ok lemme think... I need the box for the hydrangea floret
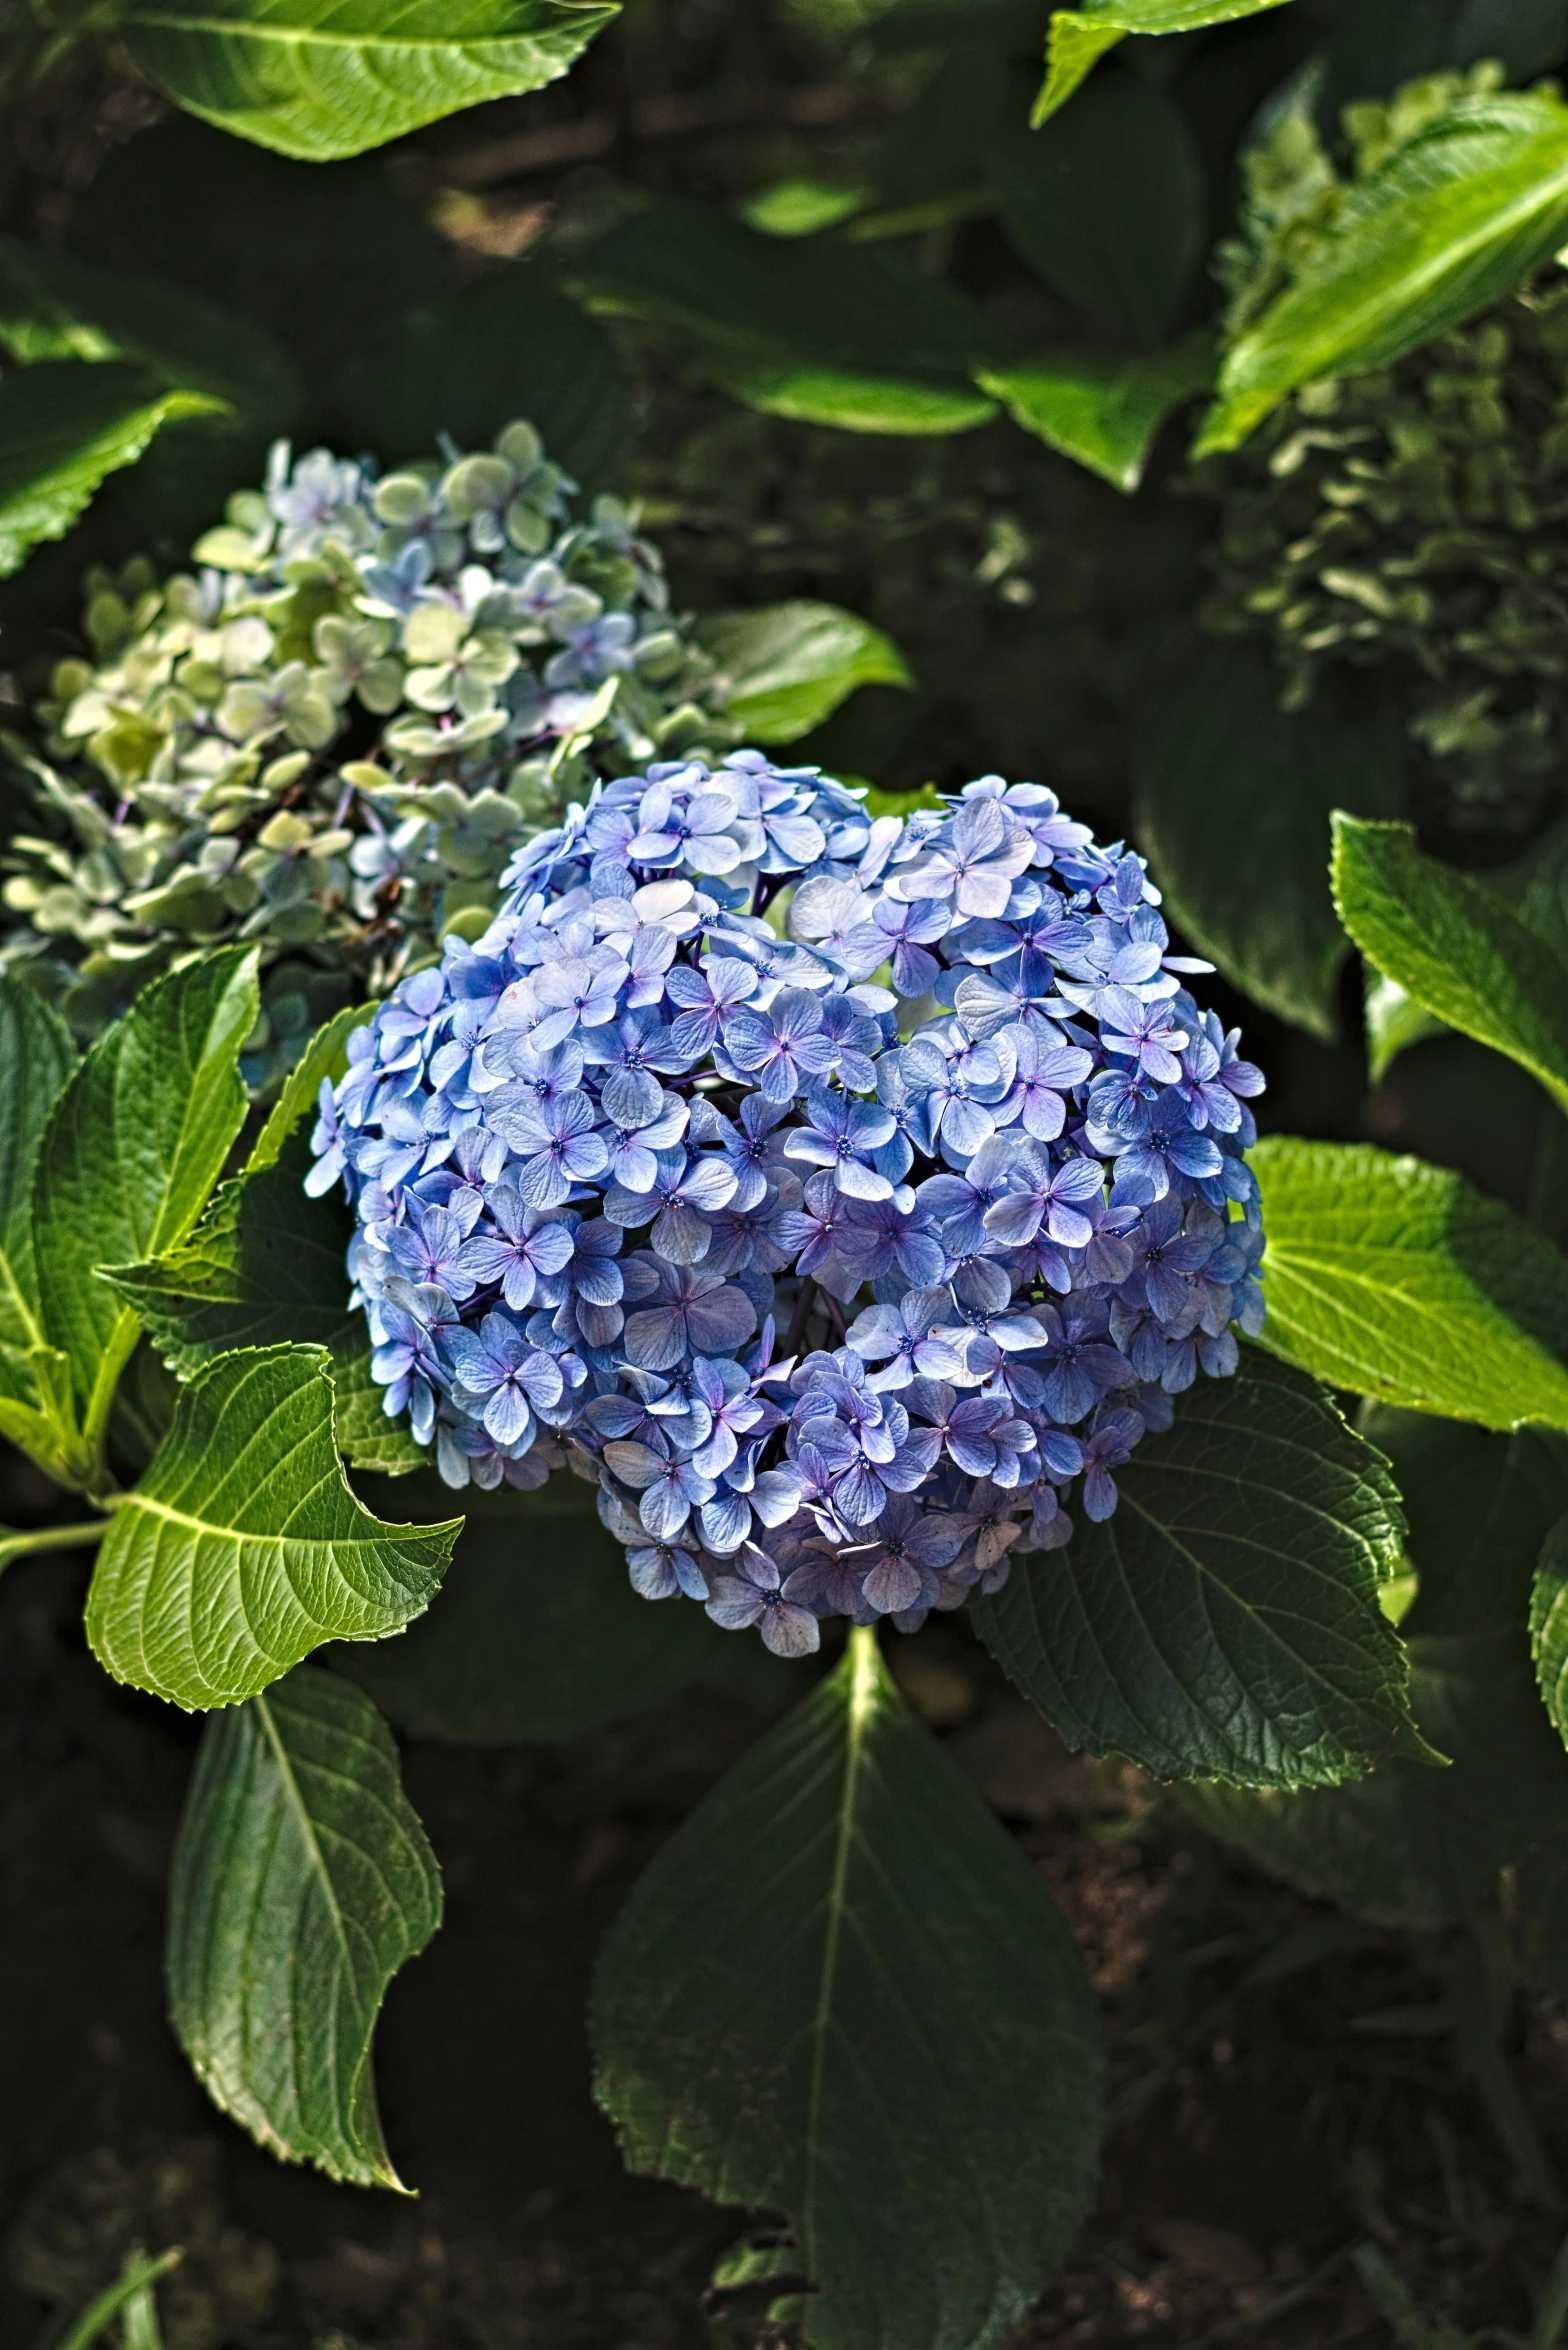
[311,756,1265,1654]
[2,423,741,1078]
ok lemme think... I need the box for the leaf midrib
[801,1631,877,2274]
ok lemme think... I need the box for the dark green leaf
[86,1345,459,1709]
[33,944,259,1442]
[991,66,1204,344]
[0,976,75,1399]
[577,199,1011,435]
[1361,1405,1568,1640]
[332,268,634,496]
[1333,815,1568,1118]
[1326,1,1568,114]
[66,120,450,422]
[0,978,80,1482]
[167,1663,440,2187]
[0,236,298,432]
[334,1472,805,1741]
[693,602,912,744]
[1198,90,1568,453]
[98,1122,425,1478]
[1532,1513,1568,1746]
[592,1629,1101,2350]
[1177,1627,1568,1986]
[1253,1136,1568,1428]
[1136,655,1404,1037]
[0,360,223,579]
[977,329,1215,491]
[1033,0,1295,125]
[121,0,621,163]
[972,1352,1422,1787]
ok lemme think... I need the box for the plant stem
[0,1518,107,1577]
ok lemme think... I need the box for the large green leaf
[1135,655,1405,1038]
[0,979,80,1482]
[693,602,912,745]
[0,237,298,430]
[334,1472,804,1741]
[578,199,1011,435]
[1332,815,1568,1118]
[0,360,223,579]
[33,945,260,1447]
[1197,89,1568,453]
[167,1663,440,2187]
[1252,1136,1568,1428]
[1033,0,1296,125]
[120,0,620,163]
[977,329,1215,491]
[972,1351,1423,1787]
[592,1629,1101,2350]
[991,66,1204,345]
[86,1345,459,1709]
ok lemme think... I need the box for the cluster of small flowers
[2,422,736,1076]
[311,754,1265,1653]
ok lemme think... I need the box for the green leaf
[85,1345,458,1709]
[332,267,634,497]
[693,602,912,745]
[1252,1135,1568,1428]
[33,944,260,1442]
[1532,1512,1568,1746]
[120,0,621,163]
[98,1119,425,1477]
[978,329,1215,491]
[1197,89,1568,453]
[65,118,450,417]
[0,359,224,579]
[1361,1404,1568,1640]
[247,1002,374,1175]
[1033,0,1295,125]
[166,1662,440,2187]
[333,1471,807,1741]
[992,65,1204,345]
[0,977,75,1401]
[972,1351,1423,1787]
[1364,968,1448,1081]
[0,236,298,431]
[592,1629,1102,2350]
[577,198,1011,436]
[707,362,998,435]
[1332,815,1568,1118]
[1135,655,1405,1038]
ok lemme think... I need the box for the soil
[6,1534,1568,2350]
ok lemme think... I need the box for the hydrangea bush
[313,754,1265,1653]
[1,423,744,1078]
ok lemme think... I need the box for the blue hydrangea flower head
[313,756,1266,1654]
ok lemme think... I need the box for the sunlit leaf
[0,360,223,578]
[121,0,621,163]
[693,602,912,744]
[1253,1136,1568,1428]
[86,1345,458,1709]
[978,330,1214,491]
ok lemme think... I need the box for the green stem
[49,2248,181,2350]
[0,1518,107,1576]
